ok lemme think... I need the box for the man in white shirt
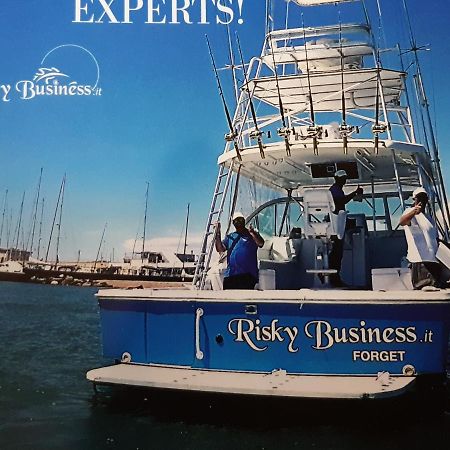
[399,187,441,289]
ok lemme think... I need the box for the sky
[1,0,450,261]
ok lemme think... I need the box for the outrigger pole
[401,0,450,237]
[301,14,320,155]
[206,35,242,162]
[236,34,266,159]
[268,33,291,156]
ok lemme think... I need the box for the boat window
[249,199,304,238]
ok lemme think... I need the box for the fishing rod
[301,14,321,155]
[236,33,265,159]
[372,52,386,155]
[268,33,291,157]
[338,15,354,155]
[206,35,242,162]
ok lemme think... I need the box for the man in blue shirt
[328,170,363,287]
[214,212,265,290]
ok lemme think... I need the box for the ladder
[193,162,235,289]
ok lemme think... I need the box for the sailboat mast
[55,175,66,266]
[37,198,44,260]
[0,189,8,248]
[46,175,65,263]
[94,222,107,272]
[29,168,43,256]
[142,182,149,264]
[182,203,190,270]
[14,191,25,251]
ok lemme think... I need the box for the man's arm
[343,186,363,205]
[249,225,265,248]
[214,222,227,253]
[399,205,421,226]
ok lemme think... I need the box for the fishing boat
[87,0,450,406]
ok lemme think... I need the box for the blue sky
[1,0,449,261]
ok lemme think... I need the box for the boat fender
[121,352,132,363]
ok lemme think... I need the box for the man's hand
[248,224,265,247]
[355,185,363,196]
[399,203,423,226]
[214,222,226,253]
[412,203,423,215]
[214,221,221,235]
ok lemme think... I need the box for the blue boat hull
[98,295,450,377]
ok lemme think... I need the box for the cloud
[122,233,203,256]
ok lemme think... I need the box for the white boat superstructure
[193,0,450,289]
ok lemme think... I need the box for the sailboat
[87,0,450,408]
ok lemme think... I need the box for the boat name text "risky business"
[227,319,421,353]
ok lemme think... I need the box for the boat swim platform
[86,364,415,399]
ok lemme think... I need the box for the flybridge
[72,0,244,25]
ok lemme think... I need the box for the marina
[2,0,450,447]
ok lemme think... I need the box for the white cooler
[371,267,413,291]
[258,269,276,290]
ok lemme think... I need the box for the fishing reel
[306,125,323,139]
[339,124,356,137]
[277,127,291,138]
[372,124,387,135]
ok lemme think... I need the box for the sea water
[0,282,449,450]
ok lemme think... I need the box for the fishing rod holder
[250,130,264,140]
[224,131,238,142]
